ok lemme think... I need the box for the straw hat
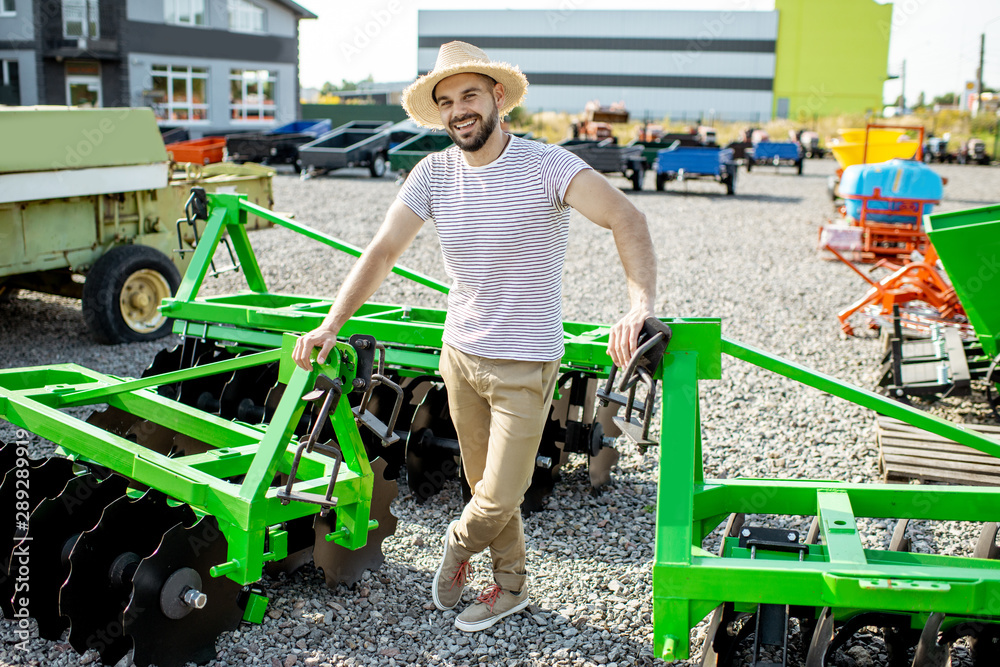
[402,41,528,129]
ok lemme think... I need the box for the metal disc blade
[524,388,569,514]
[126,516,243,667]
[355,375,434,481]
[85,405,145,440]
[912,612,950,667]
[5,473,129,639]
[589,381,622,489]
[313,457,398,587]
[218,362,279,420]
[140,339,203,400]
[175,346,236,407]
[588,446,620,490]
[970,627,1000,666]
[62,491,196,664]
[804,606,835,667]
[974,522,1000,560]
[0,457,76,592]
[700,602,744,666]
[172,433,215,458]
[127,420,181,457]
[405,385,457,502]
[0,441,19,478]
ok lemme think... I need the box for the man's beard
[446,105,499,153]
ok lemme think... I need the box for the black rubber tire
[370,153,387,178]
[0,284,18,304]
[631,165,645,191]
[82,245,181,345]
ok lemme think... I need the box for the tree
[914,91,925,109]
[931,92,956,106]
[319,76,374,94]
[506,106,529,126]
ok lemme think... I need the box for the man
[293,41,656,633]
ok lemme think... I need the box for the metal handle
[277,378,344,515]
[174,188,208,258]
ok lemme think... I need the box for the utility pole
[977,33,985,116]
[900,59,906,113]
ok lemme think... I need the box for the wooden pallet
[877,415,1000,485]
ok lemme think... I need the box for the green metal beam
[692,479,1000,523]
[172,206,231,302]
[54,349,281,407]
[236,197,451,294]
[722,337,1000,457]
[816,489,867,565]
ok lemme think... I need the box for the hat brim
[402,62,528,129]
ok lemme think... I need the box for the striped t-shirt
[397,135,590,361]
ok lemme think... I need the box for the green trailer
[0,193,998,666]
[387,131,454,176]
[387,131,538,178]
[0,107,274,344]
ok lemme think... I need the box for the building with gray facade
[418,9,779,123]
[1,0,315,136]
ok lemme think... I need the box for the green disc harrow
[0,191,998,666]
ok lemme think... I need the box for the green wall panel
[772,0,892,119]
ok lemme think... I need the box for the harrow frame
[0,336,377,606]
[654,335,1000,662]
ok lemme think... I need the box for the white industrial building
[417,9,779,123]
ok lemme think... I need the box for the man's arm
[292,199,425,370]
[563,169,657,368]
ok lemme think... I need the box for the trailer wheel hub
[120,269,171,333]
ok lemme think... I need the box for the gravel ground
[0,156,998,667]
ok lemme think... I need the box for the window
[228,0,265,33]
[0,60,20,105]
[165,0,205,26]
[1,0,15,17]
[63,0,100,39]
[229,69,275,121]
[150,64,209,121]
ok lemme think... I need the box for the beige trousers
[438,343,560,592]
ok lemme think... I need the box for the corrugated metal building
[418,9,780,123]
[418,3,890,123]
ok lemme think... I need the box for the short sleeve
[397,155,434,221]
[540,146,591,209]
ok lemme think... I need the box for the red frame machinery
[827,244,965,336]
[825,124,947,263]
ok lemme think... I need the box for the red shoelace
[475,583,502,611]
[450,560,472,589]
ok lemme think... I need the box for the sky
[295,0,1000,106]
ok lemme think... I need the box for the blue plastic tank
[840,158,943,223]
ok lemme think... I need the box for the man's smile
[453,118,477,133]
